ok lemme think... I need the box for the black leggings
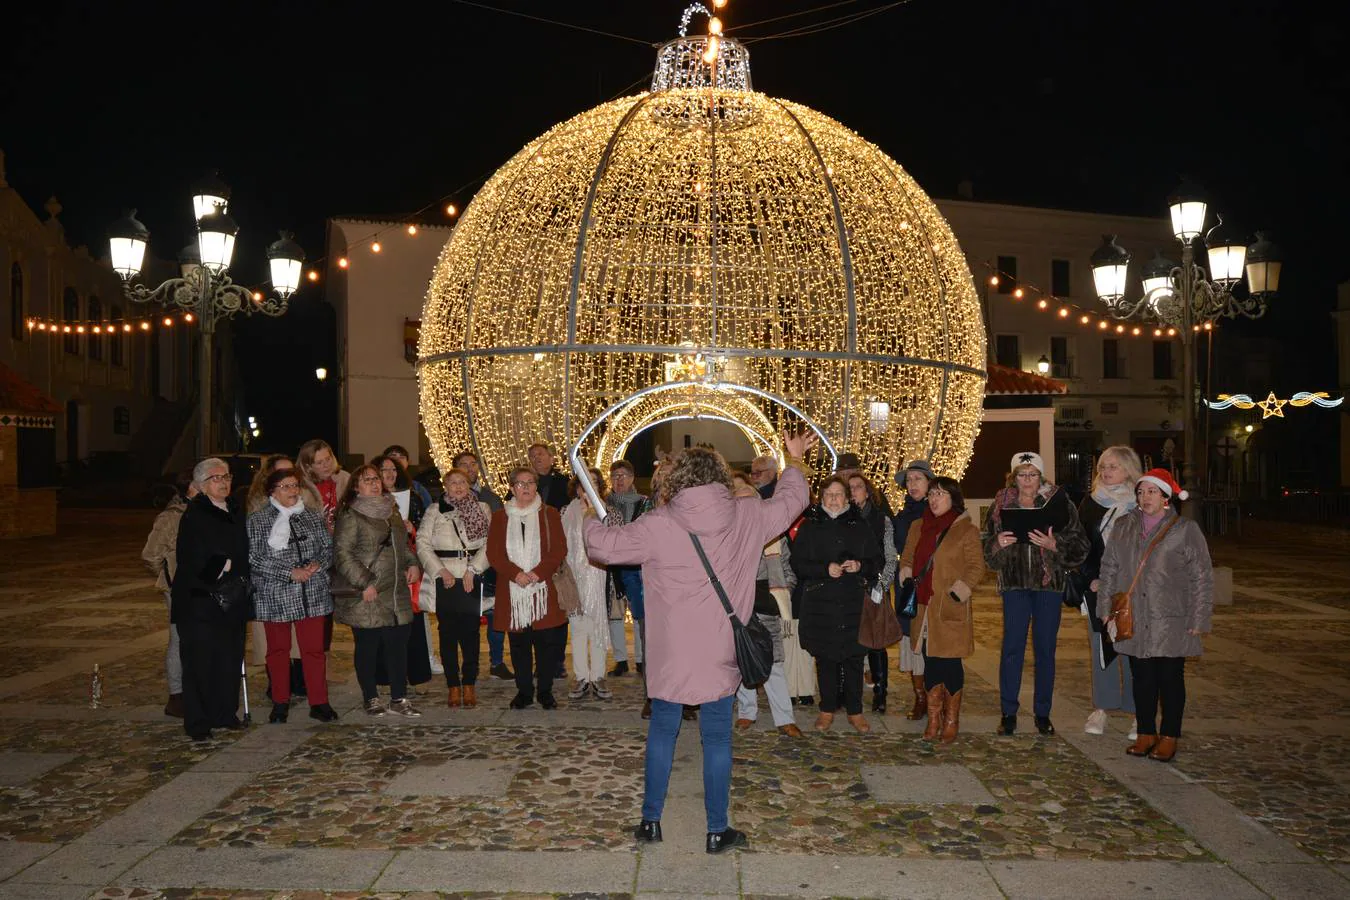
[923,655,965,694]
[437,610,481,687]
[1130,656,1186,737]
[816,655,864,714]
[353,623,411,703]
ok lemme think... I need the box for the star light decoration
[1204,391,1344,419]
[417,8,986,499]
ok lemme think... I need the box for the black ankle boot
[706,827,748,854]
[268,702,288,724]
[634,820,662,843]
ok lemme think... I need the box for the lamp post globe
[1090,234,1131,303]
[191,170,231,223]
[1036,355,1050,375]
[1167,179,1208,243]
[108,210,150,280]
[266,231,306,298]
[1245,232,1283,297]
[196,208,239,274]
[1140,250,1177,305]
[1204,215,1247,287]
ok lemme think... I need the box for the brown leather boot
[905,674,928,720]
[447,686,462,709]
[847,714,871,734]
[814,711,835,732]
[940,690,962,743]
[921,685,947,740]
[1148,736,1178,762]
[462,685,477,708]
[1126,735,1159,756]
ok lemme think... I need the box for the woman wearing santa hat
[1097,468,1213,762]
[982,452,1090,737]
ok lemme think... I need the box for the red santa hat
[1138,468,1187,501]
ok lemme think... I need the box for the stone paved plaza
[2,510,1349,899]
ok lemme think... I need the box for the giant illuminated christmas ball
[419,31,985,497]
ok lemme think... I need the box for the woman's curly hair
[660,447,734,505]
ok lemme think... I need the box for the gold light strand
[417,82,986,504]
[26,309,199,336]
[983,261,1184,341]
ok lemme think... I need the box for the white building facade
[939,199,1185,492]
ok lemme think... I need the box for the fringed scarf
[504,496,549,629]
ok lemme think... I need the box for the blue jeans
[484,607,504,667]
[999,589,1063,717]
[617,568,645,619]
[642,693,734,833]
[1089,627,1135,713]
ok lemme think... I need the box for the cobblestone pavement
[1,510,1348,898]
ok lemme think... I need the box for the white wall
[328,218,451,464]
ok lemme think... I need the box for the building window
[1152,340,1174,379]
[110,305,125,366]
[113,406,131,435]
[995,334,1021,369]
[88,296,104,361]
[1050,336,1071,378]
[63,288,80,356]
[995,255,1017,294]
[1051,259,1071,297]
[1102,338,1125,379]
[9,262,23,342]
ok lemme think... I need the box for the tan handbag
[542,508,582,615]
[1108,517,1177,641]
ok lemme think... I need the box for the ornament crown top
[652,3,751,94]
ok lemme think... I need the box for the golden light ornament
[417,29,986,499]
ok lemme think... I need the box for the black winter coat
[790,506,882,661]
[171,494,250,625]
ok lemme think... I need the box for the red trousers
[264,616,329,705]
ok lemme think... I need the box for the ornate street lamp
[1089,181,1283,510]
[108,172,305,455]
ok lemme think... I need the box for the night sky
[4,1,1346,472]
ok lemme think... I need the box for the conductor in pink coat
[583,432,815,854]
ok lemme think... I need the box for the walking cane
[240,659,252,725]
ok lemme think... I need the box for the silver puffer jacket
[1097,507,1213,658]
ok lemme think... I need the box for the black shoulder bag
[690,533,774,689]
[895,526,952,619]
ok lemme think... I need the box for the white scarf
[267,496,306,551]
[504,496,549,629]
[1091,481,1136,543]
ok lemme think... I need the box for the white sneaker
[568,681,590,700]
[430,658,445,676]
[1084,709,1108,735]
[592,679,613,700]
[1127,718,1138,740]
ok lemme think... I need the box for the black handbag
[209,571,255,620]
[690,533,774,689]
[895,526,952,619]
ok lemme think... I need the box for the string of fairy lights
[980,260,1217,341]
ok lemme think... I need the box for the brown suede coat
[486,504,568,632]
[900,514,987,658]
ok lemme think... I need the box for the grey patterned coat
[247,504,334,622]
[333,506,416,629]
[1097,507,1213,658]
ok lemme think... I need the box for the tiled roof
[0,360,61,414]
[984,363,1067,395]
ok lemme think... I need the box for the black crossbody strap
[689,533,736,619]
